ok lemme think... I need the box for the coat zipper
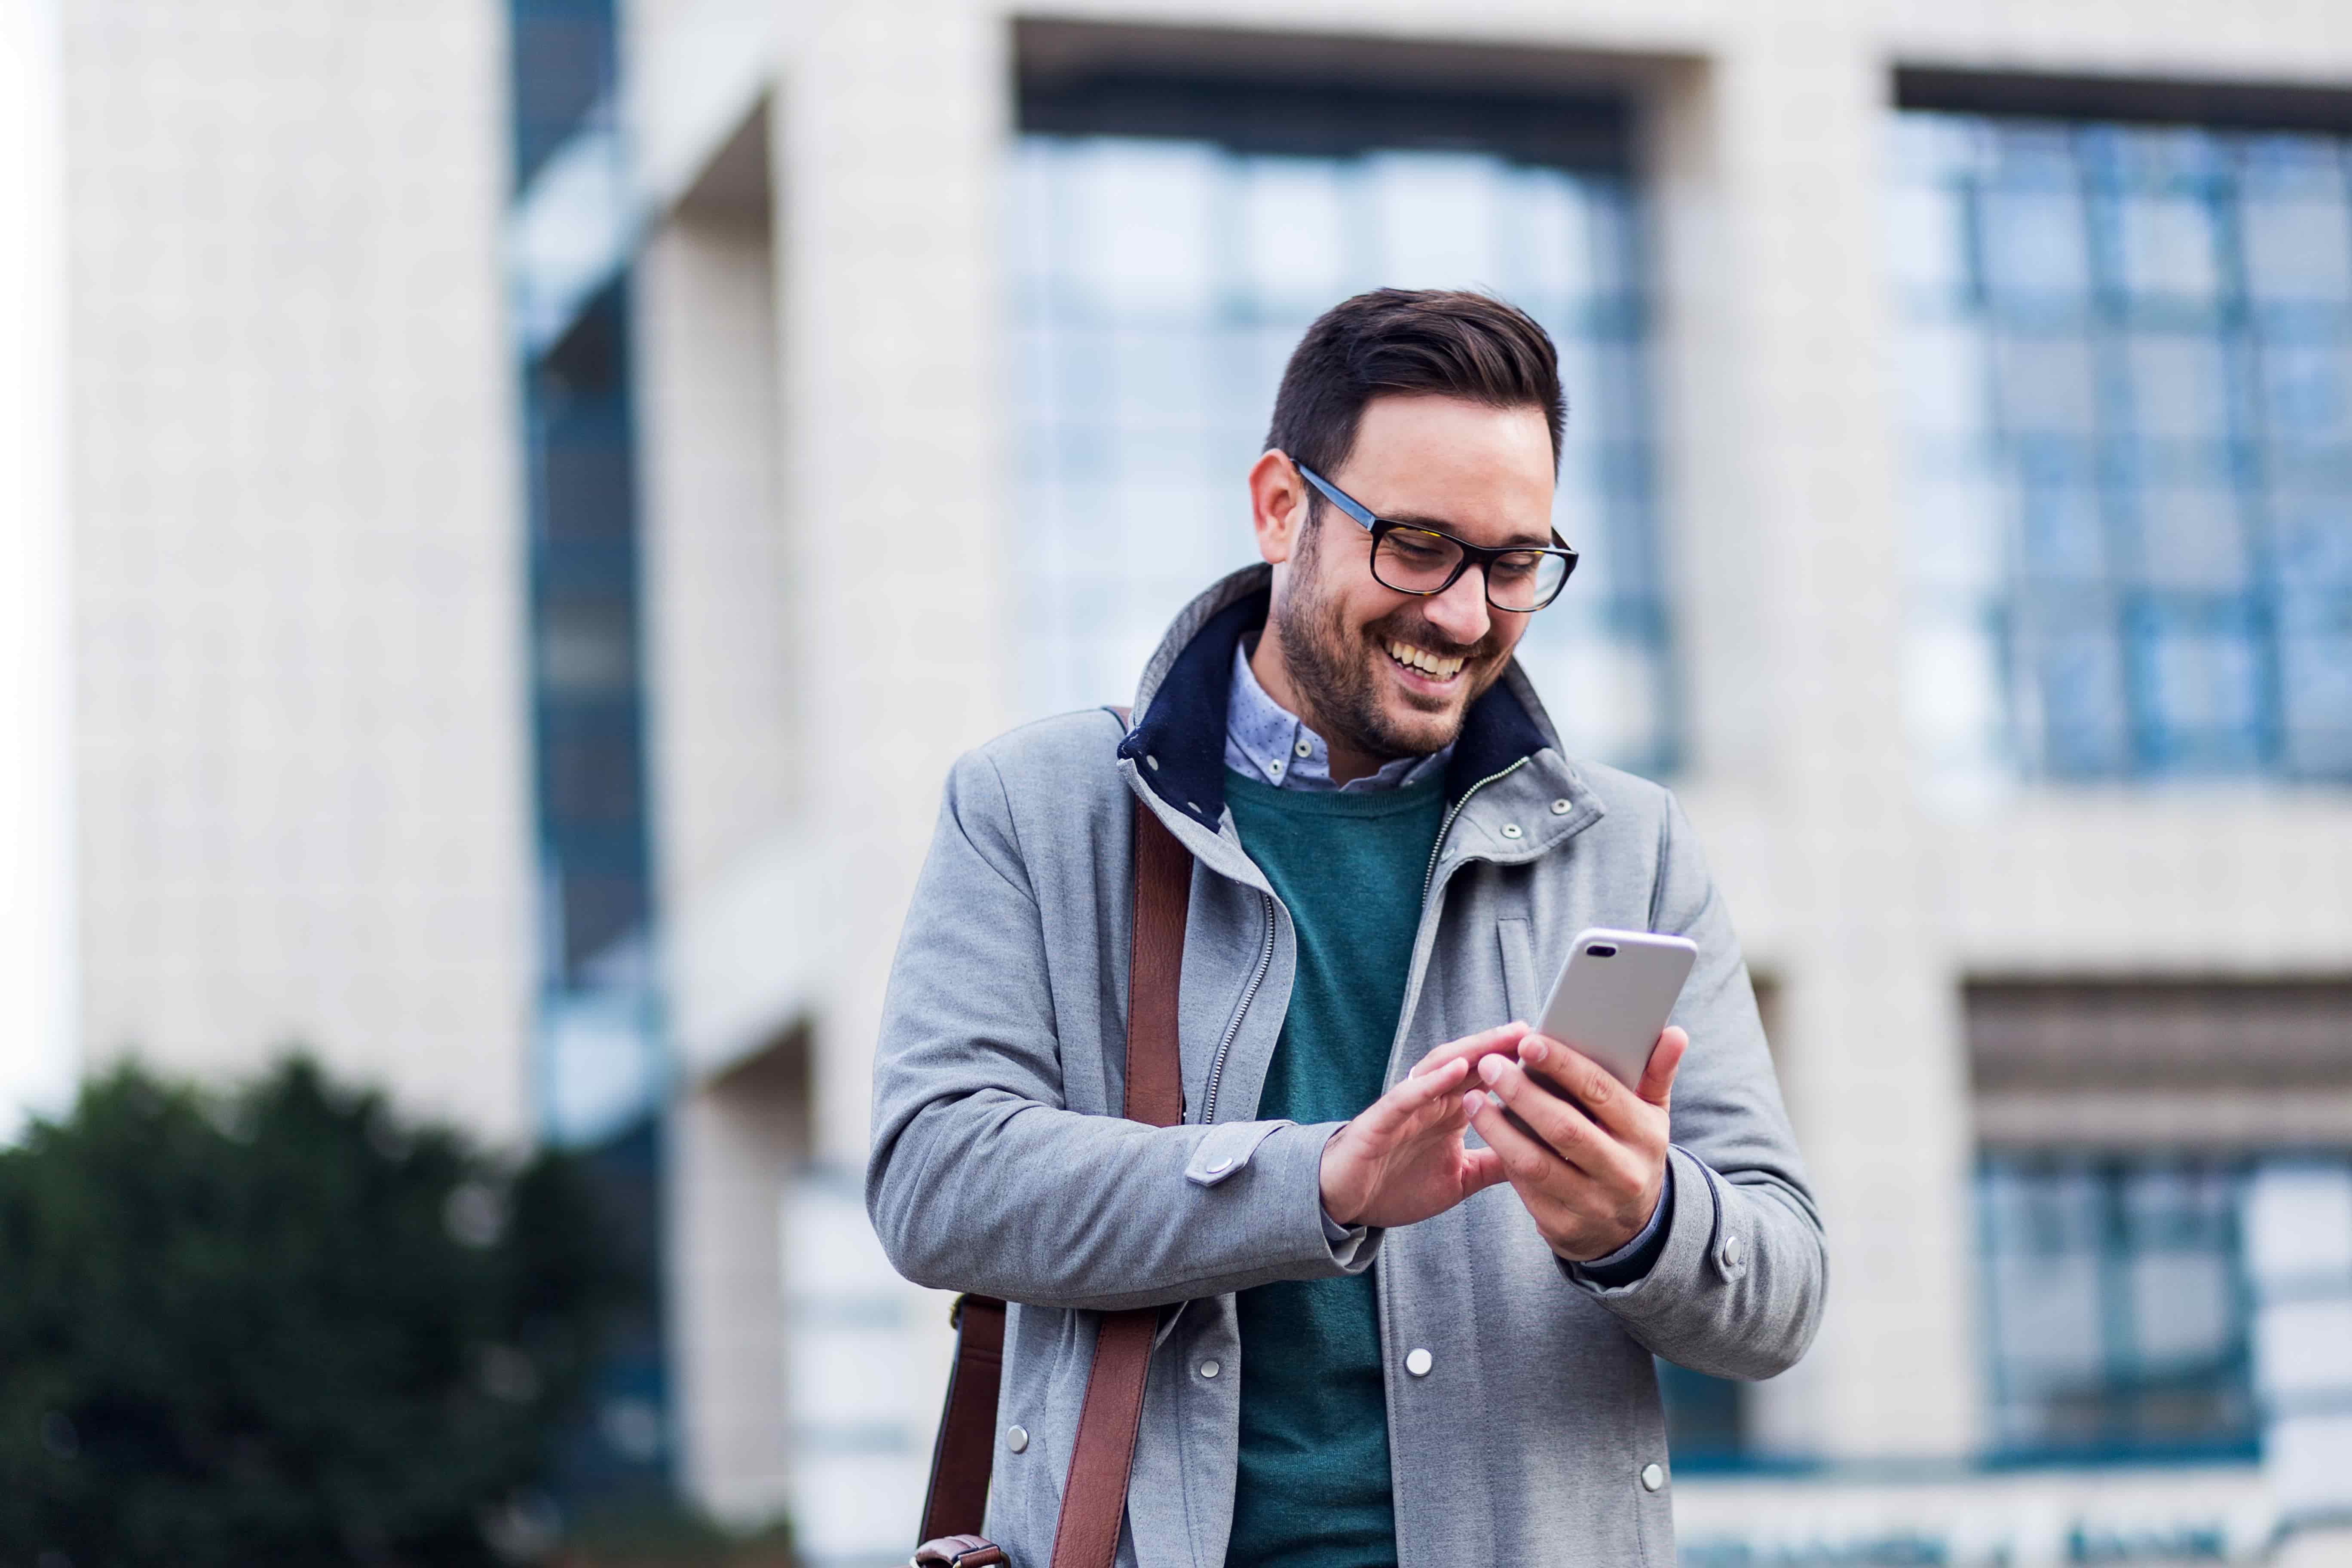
[1199,888,1275,1126]
[1420,756,1531,903]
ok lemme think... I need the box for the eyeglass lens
[1372,527,1569,612]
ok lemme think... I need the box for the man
[870,289,1824,1566]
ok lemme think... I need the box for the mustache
[1366,612,1504,664]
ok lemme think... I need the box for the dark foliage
[0,1058,623,1568]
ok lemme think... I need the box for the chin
[1372,698,1467,758]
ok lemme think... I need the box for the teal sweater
[1223,768,1448,1568]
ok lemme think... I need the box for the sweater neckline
[1222,766,1446,820]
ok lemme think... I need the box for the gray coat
[869,565,1825,1567]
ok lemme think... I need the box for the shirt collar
[1222,640,1452,793]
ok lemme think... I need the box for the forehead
[1336,395,1556,547]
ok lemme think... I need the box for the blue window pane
[1979,1155,2257,1459]
[2131,474,2253,594]
[2260,337,2352,446]
[2241,139,2352,304]
[2132,613,2267,769]
[1994,332,2100,435]
[2122,334,2233,441]
[2025,620,2134,777]
[1896,111,2352,784]
[1009,113,1673,775]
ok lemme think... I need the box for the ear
[1248,450,1311,566]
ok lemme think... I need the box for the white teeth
[1386,640,1465,679]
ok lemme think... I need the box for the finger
[1409,1020,1532,1078]
[1516,1035,1642,1141]
[1461,1143,1507,1193]
[1635,1027,1688,1109]
[1464,1090,1581,1200]
[1355,1056,1470,1142]
[1477,1054,1638,1189]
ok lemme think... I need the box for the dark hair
[1263,289,1566,483]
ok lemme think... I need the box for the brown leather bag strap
[916,711,1192,1567]
[919,1292,1008,1545]
[1047,795,1188,1568]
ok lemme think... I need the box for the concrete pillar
[0,0,77,1137]
[634,98,810,1522]
[1672,18,1979,1457]
[773,0,1012,1167]
[663,1044,807,1524]
[770,0,1010,1556]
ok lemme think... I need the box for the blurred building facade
[9,0,2352,1562]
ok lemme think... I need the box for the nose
[1422,563,1492,649]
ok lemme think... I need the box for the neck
[1248,624,1390,786]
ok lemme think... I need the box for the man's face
[1255,394,1557,762]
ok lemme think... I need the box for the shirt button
[1199,1360,1221,1379]
[1640,1461,1666,1492]
[1007,1425,1029,1453]
[1268,760,1283,777]
[1500,823,1523,839]
[1293,739,1312,758]
[1405,1347,1433,1378]
[1550,798,1572,815]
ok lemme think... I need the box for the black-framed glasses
[1294,462,1579,613]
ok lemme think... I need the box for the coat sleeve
[1563,789,1828,1380]
[865,749,1373,1313]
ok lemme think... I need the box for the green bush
[0,1058,623,1568]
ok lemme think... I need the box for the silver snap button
[1723,1234,1744,1266]
[1293,739,1311,758]
[1145,755,1160,772]
[1550,798,1571,815]
[1186,802,1200,813]
[1199,1360,1220,1379]
[1007,1425,1029,1453]
[1207,1156,1233,1174]
[1500,823,1523,839]
[1640,1461,1665,1491]
[1405,1347,1433,1378]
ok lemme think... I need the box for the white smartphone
[1533,928,1698,1091]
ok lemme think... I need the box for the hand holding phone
[1453,928,1693,1262]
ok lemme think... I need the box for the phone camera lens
[1586,944,1618,958]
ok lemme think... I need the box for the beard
[1270,523,1512,763]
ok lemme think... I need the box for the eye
[1384,531,1452,566]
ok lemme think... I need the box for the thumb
[1637,1026,1688,1109]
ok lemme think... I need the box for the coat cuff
[1565,1162,1675,1287]
[1235,1118,1379,1273]
[1562,1145,1735,1304]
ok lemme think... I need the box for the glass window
[1009,91,1675,776]
[1892,112,2352,787]
[1978,1155,2257,1458]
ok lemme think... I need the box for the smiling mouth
[1384,638,1467,683]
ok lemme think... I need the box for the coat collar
[1117,564,1589,835]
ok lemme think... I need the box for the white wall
[62,0,536,1140]
[0,0,77,1139]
